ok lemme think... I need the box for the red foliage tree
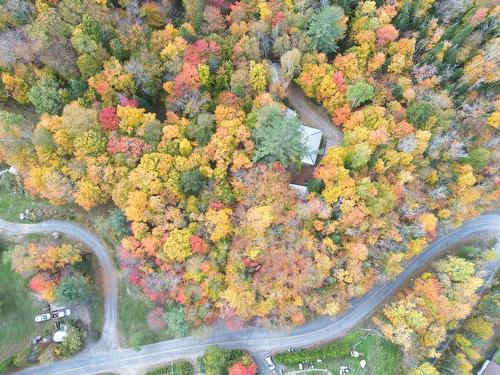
[107,134,149,158]
[171,64,201,100]
[30,273,56,302]
[183,39,221,65]
[376,25,398,48]
[119,96,138,107]
[99,107,120,131]
[190,236,209,254]
[228,362,257,375]
[146,306,167,331]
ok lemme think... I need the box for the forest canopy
[0,0,498,334]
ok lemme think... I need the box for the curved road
[0,219,119,352]
[0,213,496,374]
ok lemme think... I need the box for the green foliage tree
[56,276,92,305]
[307,6,346,53]
[77,54,101,80]
[186,113,215,146]
[199,346,244,375]
[344,143,372,170]
[478,294,500,317]
[406,101,434,128]
[252,105,307,169]
[180,169,207,196]
[32,127,56,151]
[106,209,130,239]
[28,79,64,115]
[165,302,189,338]
[460,148,491,172]
[347,81,374,108]
[393,1,416,32]
[73,128,107,156]
[436,256,475,283]
[143,119,164,147]
[307,178,325,194]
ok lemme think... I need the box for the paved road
[0,219,119,352]
[3,213,497,375]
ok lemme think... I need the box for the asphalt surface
[0,219,119,352]
[1,213,497,374]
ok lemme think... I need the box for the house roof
[289,183,309,198]
[478,360,500,375]
[283,108,323,165]
[300,124,323,165]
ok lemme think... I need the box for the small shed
[53,331,68,343]
[289,184,308,199]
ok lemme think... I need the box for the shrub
[307,178,325,194]
[57,325,84,357]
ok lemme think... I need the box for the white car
[265,354,275,370]
[51,309,71,319]
[35,313,51,322]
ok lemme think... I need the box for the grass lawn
[0,240,48,361]
[118,280,173,348]
[275,329,403,375]
[145,361,193,375]
[0,190,54,222]
[494,349,500,364]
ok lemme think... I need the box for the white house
[284,107,323,166]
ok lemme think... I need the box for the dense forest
[0,0,498,335]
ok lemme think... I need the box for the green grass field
[0,240,47,361]
[144,361,193,375]
[494,349,500,364]
[275,329,403,375]
[118,280,173,348]
[0,190,54,222]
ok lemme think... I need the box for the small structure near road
[300,125,322,166]
[284,107,323,166]
[477,350,500,375]
[53,329,68,343]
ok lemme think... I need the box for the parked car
[265,354,276,370]
[35,313,51,323]
[51,309,71,319]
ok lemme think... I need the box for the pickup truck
[51,309,71,319]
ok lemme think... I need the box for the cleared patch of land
[118,280,173,348]
[275,329,402,375]
[0,240,46,360]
